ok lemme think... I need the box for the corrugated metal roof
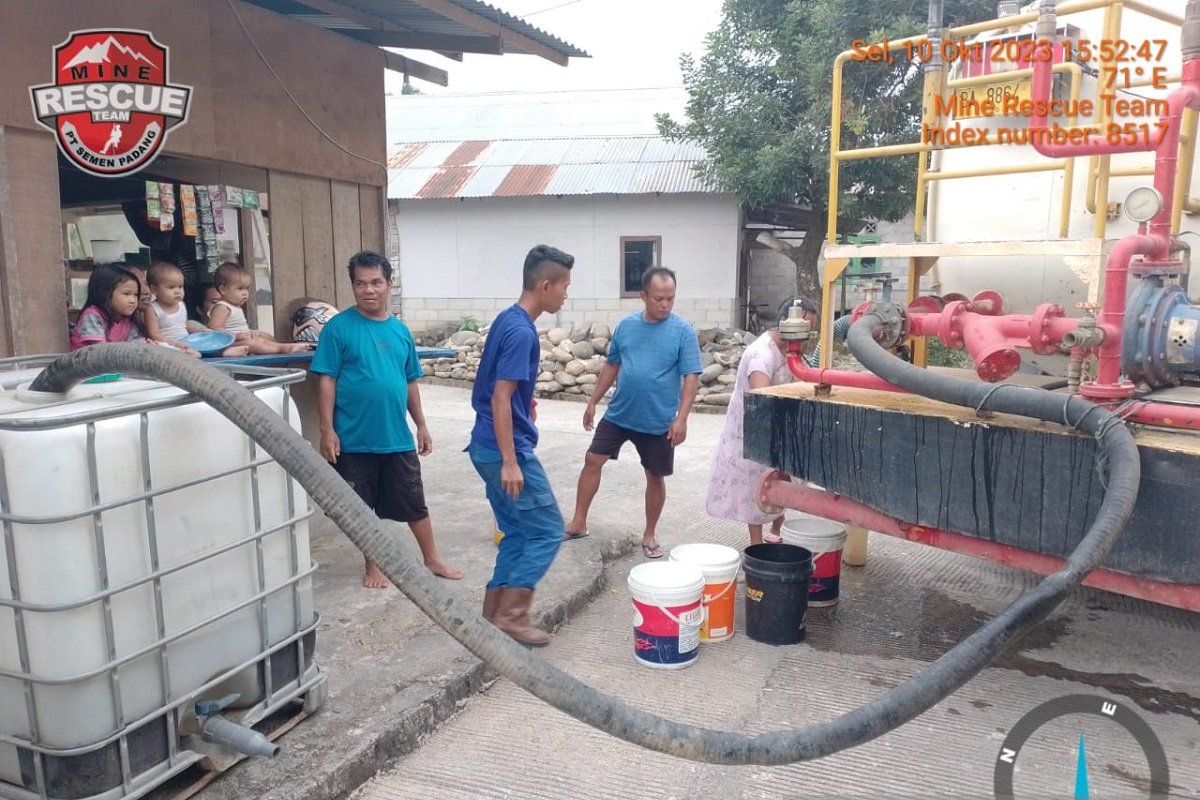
[434,0,588,57]
[494,164,556,196]
[388,135,720,199]
[388,142,428,169]
[248,0,586,60]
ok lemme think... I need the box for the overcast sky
[383,0,724,96]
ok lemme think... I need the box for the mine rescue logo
[29,29,192,177]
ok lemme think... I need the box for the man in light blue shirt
[565,267,702,558]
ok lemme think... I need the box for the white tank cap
[15,382,65,404]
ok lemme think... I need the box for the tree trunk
[792,213,827,303]
[755,213,828,306]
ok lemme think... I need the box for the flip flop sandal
[563,529,590,541]
[641,542,664,559]
[763,533,784,544]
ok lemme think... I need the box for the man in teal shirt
[566,267,702,558]
[312,250,463,588]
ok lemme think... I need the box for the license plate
[952,79,1032,119]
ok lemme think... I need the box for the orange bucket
[669,543,742,642]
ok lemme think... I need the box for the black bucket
[743,543,814,645]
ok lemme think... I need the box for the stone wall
[423,320,760,408]
[402,297,737,335]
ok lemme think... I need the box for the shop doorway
[58,154,275,336]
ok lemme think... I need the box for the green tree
[659,0,995,299]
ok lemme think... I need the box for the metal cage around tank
[0,358,325,800]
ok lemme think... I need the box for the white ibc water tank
[0,361,323,800]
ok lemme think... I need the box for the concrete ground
[157,383,1200,800]
[354,534,1200,799]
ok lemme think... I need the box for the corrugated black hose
[28,341,1139,764]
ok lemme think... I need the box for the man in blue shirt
[469,244,574,646]
[312,250,463,588]
[565,267,702,558]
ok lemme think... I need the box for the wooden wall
[0,128,72,354]
[0,0,387,187]
[267,174,383,336]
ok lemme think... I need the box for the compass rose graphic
[994,694,1169,800]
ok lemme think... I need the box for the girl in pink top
[70,263,147,350]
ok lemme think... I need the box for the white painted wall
[391,193,741,331]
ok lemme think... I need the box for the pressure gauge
[1124,186,1164,223]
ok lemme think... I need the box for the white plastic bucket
[669,543,741,642]
[627,562,705,669]
[781,516,848,606]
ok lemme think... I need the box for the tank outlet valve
[200,715,280,758]
[1061,317,1104,350]
[196,694,280,758]
[778,301,814,342]
[861,301,906,350]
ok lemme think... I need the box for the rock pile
[424,321,758,407]
[424,323,764,406]
[422,321,864,402]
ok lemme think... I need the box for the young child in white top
[145,262,248,357]
[207,262,311,355]
[125,264,198,357]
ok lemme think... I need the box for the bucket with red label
[627,562,705,669]
[781,516,848,606]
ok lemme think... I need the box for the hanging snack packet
[196,185,213,224]
[210,186,226,234]
[180,185,198,237]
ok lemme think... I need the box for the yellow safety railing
[819,0,1191,369]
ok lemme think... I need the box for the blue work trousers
[469,446,564,590]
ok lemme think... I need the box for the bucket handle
[703,578,737,607]
[640,592,697,628]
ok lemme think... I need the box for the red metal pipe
[958,317,1022,382]
[1150,63,1200,238]
[1028,51,1158,158]
[906,303,1082,382]
[1124,400,1200,430]
[1084,234,1163,399]
[785,351,908,393]
[756,471,1200,612]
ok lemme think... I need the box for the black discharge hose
[29,342,1140,765]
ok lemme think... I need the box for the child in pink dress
[704,329,797,544]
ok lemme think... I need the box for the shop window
[620,236,661,297]
[59,175,270,332]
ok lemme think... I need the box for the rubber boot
[494,587,551,647]
[482,587,503,622]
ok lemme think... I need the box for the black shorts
[333,451,429,523]
[588,418,674,477]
